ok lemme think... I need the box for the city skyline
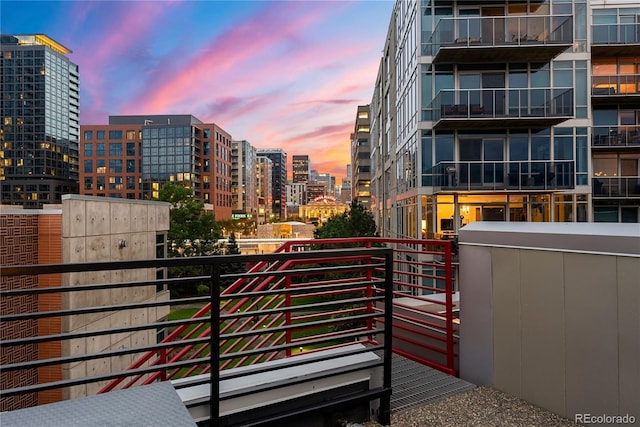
[1,0,394,181]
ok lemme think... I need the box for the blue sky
[2,0,394,179]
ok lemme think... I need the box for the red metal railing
[99,237,456,393]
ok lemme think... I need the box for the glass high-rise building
[0,34,80,207]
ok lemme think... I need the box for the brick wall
[0,214,40,411]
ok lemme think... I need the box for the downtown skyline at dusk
[2,0,394,180]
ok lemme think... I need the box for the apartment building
[351,105,372,207]
[231,140,257,219]
[256,156,273,223]
[0,34,80,207]
[256,148,287,220]
[80,115,233,220]
[370,0,639,239]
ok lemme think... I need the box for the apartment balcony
[591,22,640,56]
[431,160,575,192]
[591,74,640,106]
[1,238,458,426]
[591,125,640,148]
[592,176,640,198]
[429,15,573,64]
[429,88,573,130]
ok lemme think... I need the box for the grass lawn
[168,307,201,321]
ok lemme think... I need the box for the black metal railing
[592,176,640,198]
[429,88,573,123]
[592,125,640,147]
[431,160,575,191]
[1,248,394,425]
[592,22,640,45]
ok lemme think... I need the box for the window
[96,143,105,156]
[126,142,135,156]
[358,111,369,119]
[126,130,136,140]
[84,130,93,140]
[84,177,93,190]
[84,160,92,173]
[97,130,105,140]
[126,159,135,173]
[109,130,123,140]
[109,159,123,173]
[96,159,106,174]
[109,143,122,156]
[84,143,93,156]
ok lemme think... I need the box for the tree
[158,183,223,257]
[226,232,241,255]
[157,183,223,297]
[314,201,378,240]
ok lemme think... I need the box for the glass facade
[0,34,80,207]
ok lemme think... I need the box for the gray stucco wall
[458,223,639,423]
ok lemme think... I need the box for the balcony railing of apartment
[591,74,640,105]
[591,22,640,56]
[1,237,456,425]
[592,176,640,198]
[428,88,573,130]
[592,125,640,147]
[426,14,573,62]
[431,160,575,192]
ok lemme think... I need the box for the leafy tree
[158,183,223,297]
[314,201,379,240]
[220,232,244,288]
[158,182,223,257]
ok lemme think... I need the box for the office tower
[80,115,233,220]
[256,148,287,220]
[0,34,80,207]
[292,155,310,183]
[231,140,257,219]
[351,105,372,207]
[371,1,639,239]
[256,156,273,223]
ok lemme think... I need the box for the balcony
[429,88,573,130]
[431,160,575,192]
[429,15,573,64]
[591,125,640,148]
[1,238,457,426]
[591,23,640,56]
[591,74,640,106]
[592,176,640,198]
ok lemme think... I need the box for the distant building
[341,164,352,204]
[231,140,257,219]
[256,148,287,220]
[256,221,315,239]
[80,115,233,220]
[299,195,349,223]
[286,182,306,213]
[351,105,371,208]
[0,34,80,207]
[256,156,273,223]
[292,155,310,183]
[306,182,326,203]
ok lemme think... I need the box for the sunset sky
[2,0,394,181]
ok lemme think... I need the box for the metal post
[210,261,221,424]
[379,250,393,426]
[444,240,455,375]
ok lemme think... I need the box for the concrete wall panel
[564,253,618,418]
[155,204,170,231]
[63,198,86,238]
[520,249,565,416]
[109,202,130,234]
[85,200,110,236]
[459,245,493,385]
[617,256,640,416]
[491,247,521,396]
[130,203,148,232]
